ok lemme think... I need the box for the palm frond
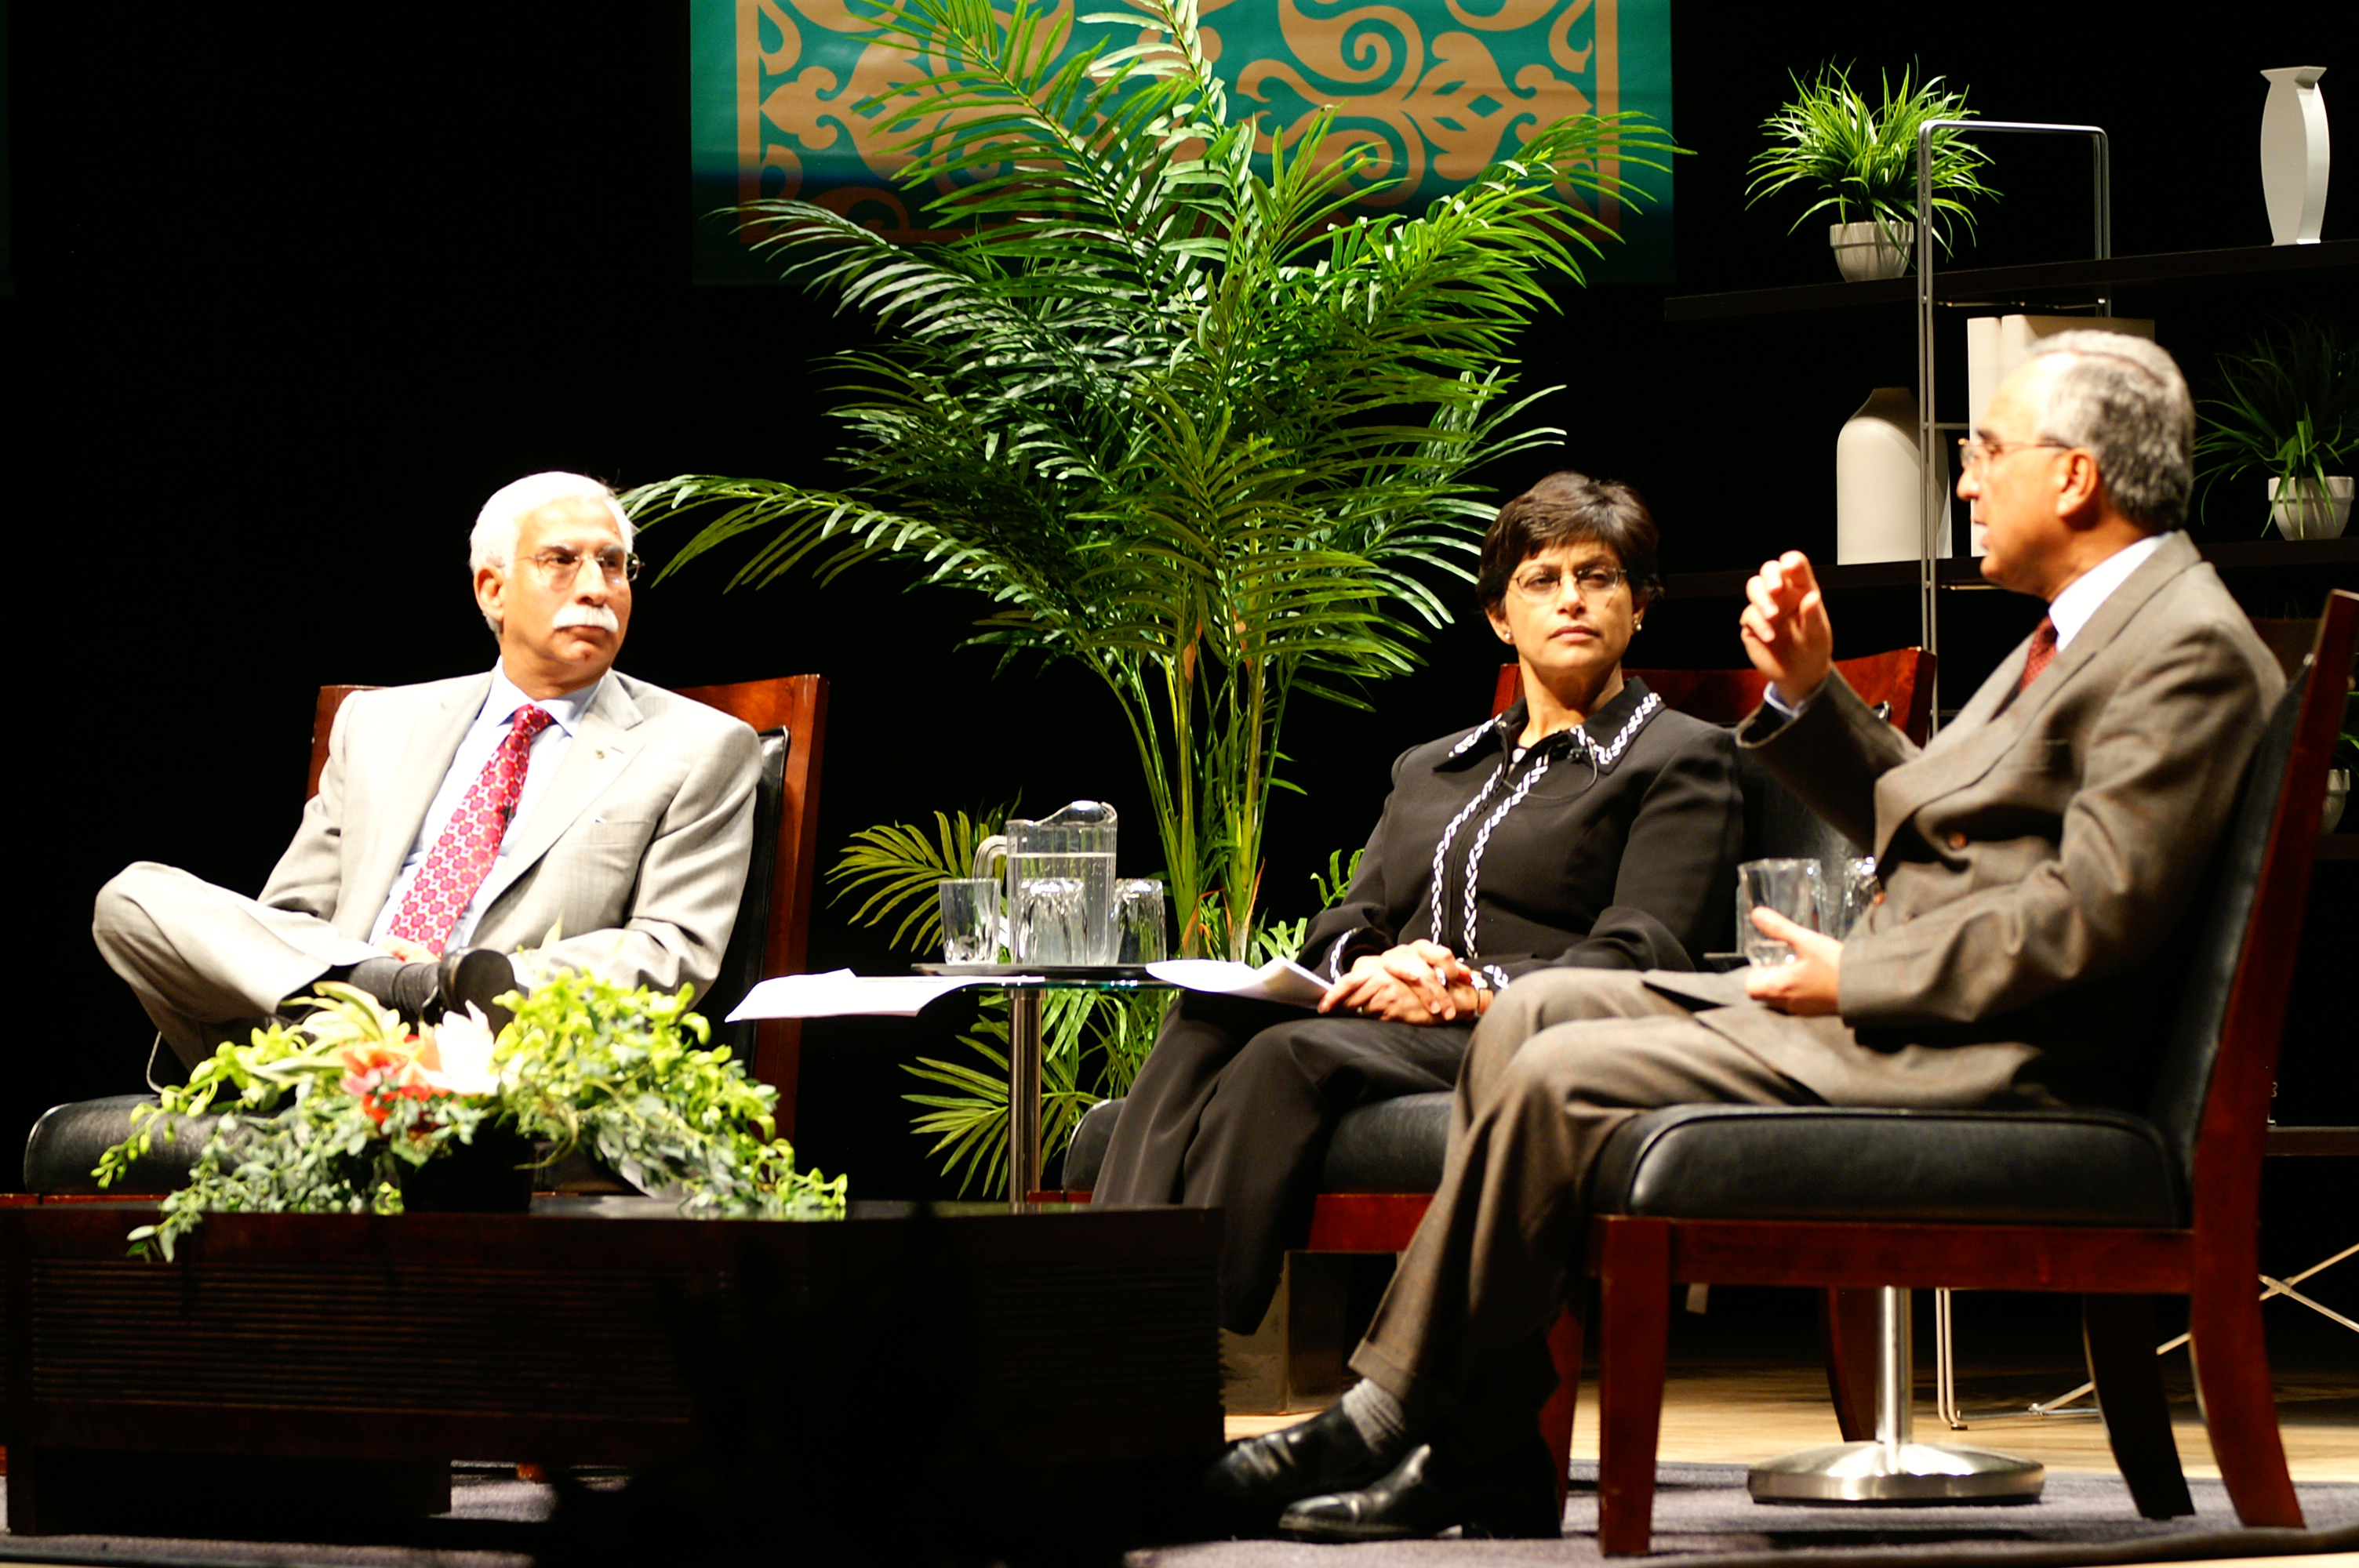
[639,0,1679,963]
[829,807,1014,953]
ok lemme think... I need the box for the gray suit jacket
[256,670,763,1001]
[1656,532,2283,1109]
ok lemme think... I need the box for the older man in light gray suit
[96,473,762,1072]
[1208,334,2287,1541]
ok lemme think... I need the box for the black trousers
[1092,991,1473,1333]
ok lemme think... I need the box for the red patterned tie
[387,706,555,955]
[2019,616,2059,692]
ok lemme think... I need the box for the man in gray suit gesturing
[95,472,763,1074]
[1207,334,2287,1540]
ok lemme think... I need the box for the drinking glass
[1736,858,1824,967]
[936,877,1001,965]
[1820,856,1879,939]
[1012,877,1089,965]
[1114,878,1168,964]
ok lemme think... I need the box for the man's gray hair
[470,473,636,634]
[2021,331,2194,532]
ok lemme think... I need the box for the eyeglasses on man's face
[1509,564,1628,604]
[1956,437,2075,474]
[524,545,642,586]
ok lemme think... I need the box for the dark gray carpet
[5,1465,2354,1566]
[1129,1464,2359,1566]
[0,1468,558,1567]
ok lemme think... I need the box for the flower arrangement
[96,962,845,1258]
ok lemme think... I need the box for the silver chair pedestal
[1747,1287,2045,1505]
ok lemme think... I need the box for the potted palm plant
[628,0,1674,961]
[2195,316,2356,540]
[1746,63,1997,281]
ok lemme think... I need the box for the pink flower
[338,1043,416,1098]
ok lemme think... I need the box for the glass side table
[915,965,1176,1200]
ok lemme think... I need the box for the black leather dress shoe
[438,948,520,1033]
[1278,1439,1561,1542]
[1201,1404,1406,1528]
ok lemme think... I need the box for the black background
[6,4,2350,1272]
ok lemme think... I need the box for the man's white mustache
[554,605,621,633]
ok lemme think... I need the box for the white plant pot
[2267,475,2353,540]
[1837,388,1925,564]
[2325,768,2350,836]
[1830,220,1914,281]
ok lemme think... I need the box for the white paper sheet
[726,968,1023,1021]
[1144,957,1329,1007]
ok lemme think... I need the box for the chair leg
[2189,1265,2304,1527]
[2082,1293,2193,1519]
[1595,1217,1671,1556]
[1539,1308,1583,1512]
[1819,1287,1880,1441]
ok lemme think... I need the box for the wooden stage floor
[1225,1280,2359,1486]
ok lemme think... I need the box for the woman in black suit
[1093,472,1746,1334]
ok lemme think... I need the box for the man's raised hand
[1739,550,1835,705]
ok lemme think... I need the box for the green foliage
[496,966,845,1215]
[96,972,845,1260]
[1246,847,1365,964]
[1745,63,1997,255]
[829,804,1013,953]
[903,989,1153,1197]
[627,0,1675,960]
[2194,315,2358,532]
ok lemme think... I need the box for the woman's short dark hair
[1478,471,1662,612]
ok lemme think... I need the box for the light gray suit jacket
[1658,532,2283,1110]
[256,670,763,1001]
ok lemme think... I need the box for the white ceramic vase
[1829,220,1914,281]
[1837,388,1925,564]
[2268,476,2353,540]
[2260,67,2331,245]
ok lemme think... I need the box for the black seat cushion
[1063,1097,1121,1191]
[24,1094,222,1194]
[1320,1093,1452,1192]
[1061,1091,1455,1195]
[1590,1104,2185,1229]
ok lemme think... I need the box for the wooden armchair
[1574,592,2354,1550]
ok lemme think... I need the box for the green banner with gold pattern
[690,0,1673,283]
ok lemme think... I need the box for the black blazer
[1306,678,1744,988]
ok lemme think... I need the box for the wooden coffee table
[2,1197,1222,1534]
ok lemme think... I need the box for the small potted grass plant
[1746,63,1997,281]
[2196,315,2356,540]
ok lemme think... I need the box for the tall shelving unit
[1662,235,2359,707]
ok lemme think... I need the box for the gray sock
[1339,1377,1416,1454]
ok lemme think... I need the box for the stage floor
[1227,1280,2359,1484]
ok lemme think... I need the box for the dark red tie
[387,705,555,955]
[2019,616,2059,692]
